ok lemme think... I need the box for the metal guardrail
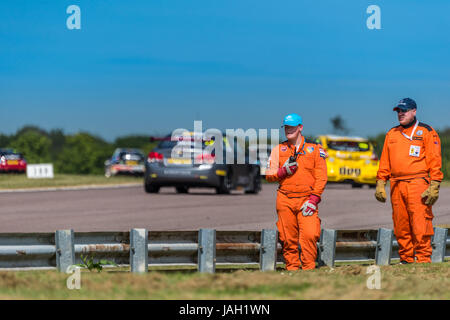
[0,227,448,272]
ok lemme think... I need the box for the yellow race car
[314,135,379,188]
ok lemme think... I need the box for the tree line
[1,125,449,179]
[0,126,157,175]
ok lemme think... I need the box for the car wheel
[245,168,261,194]
[368,184,376,189]
[351,182,363,189]
[216,171,231,194]
[176,186,189,194]
[144,181,160,193]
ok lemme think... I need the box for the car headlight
[199,164,213,170]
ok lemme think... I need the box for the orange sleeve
[311,145,328,197]
[376,131,391,181]
[424,128,444,181]
[265,146,280,182]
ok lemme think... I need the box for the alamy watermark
[66,265,81,290]
[169,121,280,165]
[66,5,81,30]
[366,5,381,30]
[366,265,381,289]
[65,5,382,31]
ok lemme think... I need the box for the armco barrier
[0,227,448,272]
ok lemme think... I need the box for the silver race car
[144,133,261,194]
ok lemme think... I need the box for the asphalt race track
[1,184,449,232]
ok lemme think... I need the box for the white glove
[282,159,298,175]
[300,201,317,216]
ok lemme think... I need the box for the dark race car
[144,133,261,194]
[0,148,27,173]
[105,148,145,177]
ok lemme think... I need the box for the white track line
[0,183,141,193]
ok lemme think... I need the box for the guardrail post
[431,227,448,263]
[375,228,393,265]
[130,228,148,273]
[55,229,75,272]
[260,229,278,271]
[319,229,337,267]
[198,229,216,273]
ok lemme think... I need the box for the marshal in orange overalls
[377,121,443,263]
[266,137,327,270]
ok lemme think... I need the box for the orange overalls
[266,137,328,270]
[377,121,443,263]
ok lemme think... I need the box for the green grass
[0,174,142,190]
[0,262,448,299]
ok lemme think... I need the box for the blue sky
[1,1,450,141]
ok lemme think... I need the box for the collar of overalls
[288,136,305,156]
[401,117,417,129]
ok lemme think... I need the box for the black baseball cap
[393,98,417,112]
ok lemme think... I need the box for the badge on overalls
[409,145,420,157]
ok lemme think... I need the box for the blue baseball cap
[282,113,302,127]
[393,98,417,112]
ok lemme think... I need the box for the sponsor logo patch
[319,148,326,158]
[416,130,423,136]
[281,146,287,152]
[307,146,314,153]
[413,136,423,141]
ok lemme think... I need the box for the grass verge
[0,262,448,299]
[0,174,142,190]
